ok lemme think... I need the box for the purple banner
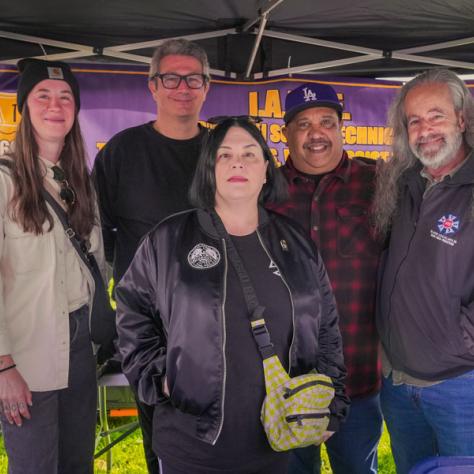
[1,63,473,166]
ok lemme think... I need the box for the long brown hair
[8,105,96,238]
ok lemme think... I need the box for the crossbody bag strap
[0,158,110,330]
[43,187,117,352]
[40,188,104,279]
[0,158,13,173]
[0,159,102,283]
[210,210,275,359]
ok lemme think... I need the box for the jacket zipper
[212,238,228,445]
[283,379,333,399]
[386,199,423,362]
[286,413,329,425]
[255,229,295,376]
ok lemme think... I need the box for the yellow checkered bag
[207,215,337,453]
[260,355,335,451]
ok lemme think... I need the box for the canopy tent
[1,0,473,79]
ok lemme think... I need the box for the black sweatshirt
[93,122,207,283]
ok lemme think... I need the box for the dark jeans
[1,306,97,474]
[288,393,382,474]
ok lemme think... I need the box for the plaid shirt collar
[283,151,351,184]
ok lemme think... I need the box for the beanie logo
[47,67,64,80]
[302,87,317,102]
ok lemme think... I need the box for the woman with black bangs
[116,117,349,474]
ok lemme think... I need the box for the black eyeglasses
[51,166,76,206]
[206,115,263,125]
[150,73,208,89]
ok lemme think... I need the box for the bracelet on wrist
[0,364,16,374]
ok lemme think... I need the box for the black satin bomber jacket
[116,208,349,445]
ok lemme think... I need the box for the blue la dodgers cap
[284,82,343,125]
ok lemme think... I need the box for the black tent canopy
[1,0,473,78]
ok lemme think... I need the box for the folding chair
[409,456,474,473]
[95,372,139,473]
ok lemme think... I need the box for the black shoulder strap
[0,158,117,350]
[40,188,103,279]
[210,210,275,359]
[0,158,13,171]
[41,189,115,341]
[0,158,102,282]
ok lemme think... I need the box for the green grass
[0,436,6,473]
[0,420,396,473]
[95,419,148,473]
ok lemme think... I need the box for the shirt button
[313,225,319,231]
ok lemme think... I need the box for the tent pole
[245,14,268,78]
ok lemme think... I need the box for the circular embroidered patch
[187,243,221,269]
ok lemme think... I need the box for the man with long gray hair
[373,69,474,474]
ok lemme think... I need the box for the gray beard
[411,131,463,170]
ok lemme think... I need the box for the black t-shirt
[154,232,292,473]
[93,122,207,282]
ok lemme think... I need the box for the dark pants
[1,306,97,474]
[158,457,289,474]
[288,393,382,474]
[136,397,160,474]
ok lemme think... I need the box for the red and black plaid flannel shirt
[268,152,382,398]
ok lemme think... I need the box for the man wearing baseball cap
[268,83,383,474]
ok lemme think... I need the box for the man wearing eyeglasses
[92,38,210,474]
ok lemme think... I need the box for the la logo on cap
[47,67,64,80]
[302,87,317,102]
